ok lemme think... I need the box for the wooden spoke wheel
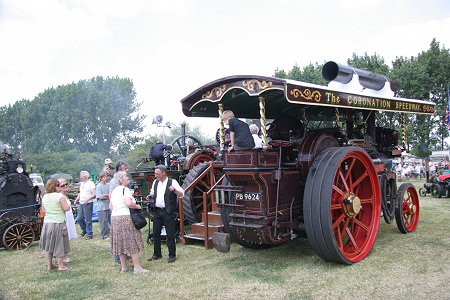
[2,223,35,250]
[181,162,214,224]
[304,147,381,264]
[395,183,420,234]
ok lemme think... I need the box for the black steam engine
[0,146,42,250]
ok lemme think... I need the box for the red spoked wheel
[395,183,420,234]
[304,147,381,264]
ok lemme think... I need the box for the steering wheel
[170,135,203,157]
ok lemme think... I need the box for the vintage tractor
[418,175,442,198]
[130,133,218,224]
[0,146,43,250]
[178,61,435,264]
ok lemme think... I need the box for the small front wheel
[395,183,419,234]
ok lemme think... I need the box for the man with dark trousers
[147,165,184,263]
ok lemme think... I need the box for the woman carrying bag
[110,171,148,275]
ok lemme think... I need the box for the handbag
[130,208,147,230]
[123,187,147,230]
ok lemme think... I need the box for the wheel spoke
[332,212,346,229]
[353,217,369,232]
[339,217,351,243]
[338,169,349,192]
[332,184,345,196]
[344,157,356,182]
[352,171,368,187]
[345,226,360,253]
[330,203,341,210]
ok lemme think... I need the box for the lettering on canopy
[286,84,435,114]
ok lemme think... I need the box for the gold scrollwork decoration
[290,88,321,102]
[242,80,273,92]
[202,84,227,99]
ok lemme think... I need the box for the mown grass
[0,179,449,300]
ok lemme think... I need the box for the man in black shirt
[221,110,255,151]
[149,141,172,165]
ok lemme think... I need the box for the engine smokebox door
[212,232,230,253]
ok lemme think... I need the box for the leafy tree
[274,62,326,85]
[391,39,450,154]
[0,99,29,153]
[2,76,145,155]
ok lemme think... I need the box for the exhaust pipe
[322,61,399,92]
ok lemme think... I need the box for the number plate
[235,192,260,201]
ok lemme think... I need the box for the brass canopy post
[259,96,268,150]
[218,103,225,151]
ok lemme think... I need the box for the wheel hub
[343,192,361,217]
[407,203,416,215]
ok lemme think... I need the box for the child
[220,110,255,151]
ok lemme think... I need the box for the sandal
[63,257,72,263]
[48,265,56,271]
[120,268,129,273]
[58,266,70,271]
[133,268,149,275]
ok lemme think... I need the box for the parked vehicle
[0,147,42,250]
[179,61,435,264]
[29,173,45,197]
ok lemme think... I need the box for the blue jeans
[98,209,111,239]
[78,202,93,237]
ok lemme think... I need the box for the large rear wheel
[395,183,419,234]
[304,147,381,264]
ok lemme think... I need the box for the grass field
[1,179,449,300]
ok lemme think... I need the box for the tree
[0,99,29,153]
[391,39,450,153]
[274,62,326,85]
[347,53,398,129]
[2,76,145,155]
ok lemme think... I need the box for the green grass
[1,178,449,299]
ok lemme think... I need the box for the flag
[448,85,450,130]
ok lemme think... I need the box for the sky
[0,0,449,139]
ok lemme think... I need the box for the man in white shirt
[74,171,96,239]
[147,165,184,263]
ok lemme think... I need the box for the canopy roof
[180,75,435,120]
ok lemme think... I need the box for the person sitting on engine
[220,110,255,151]
[149,141,172,165]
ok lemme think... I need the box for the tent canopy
[48,172,74,183]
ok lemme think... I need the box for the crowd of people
[40,158,185,275]
[395,158,449,180]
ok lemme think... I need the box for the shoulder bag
[123,187,147,230]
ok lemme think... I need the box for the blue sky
[0,0,449,138]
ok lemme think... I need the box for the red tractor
[179,61,435,264]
